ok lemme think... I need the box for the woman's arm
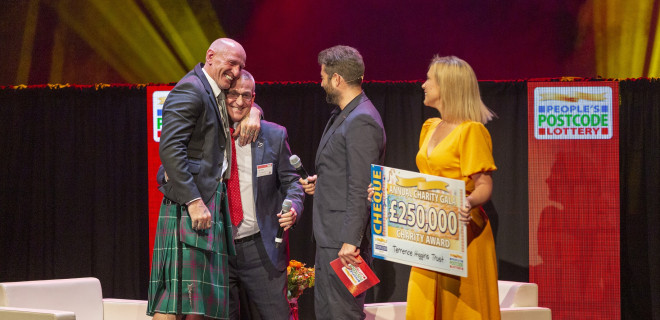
[459,171,493,224]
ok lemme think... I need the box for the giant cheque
[370,165,467,277]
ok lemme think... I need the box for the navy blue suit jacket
[249,120,304,271]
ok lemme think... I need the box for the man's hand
[338,243,361,267]
[277,208,297,231]
[187,199,212,230]
[234,106,262,146]
[300,175,317,195]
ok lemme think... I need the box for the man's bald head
[204,38,246,89]
[209,38,247,59]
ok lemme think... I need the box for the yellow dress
[406,118,500,320]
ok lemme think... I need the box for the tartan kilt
[147,182,235,319]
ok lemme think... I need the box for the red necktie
[227,128,244,226]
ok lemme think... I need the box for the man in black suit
[147,38,262,320]
[301,45,386,320]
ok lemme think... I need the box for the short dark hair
[318,45,365,86]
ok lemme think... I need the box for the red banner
[528,82,620,319]
[147,86,173,268]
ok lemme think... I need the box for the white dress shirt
[233,123,259,239]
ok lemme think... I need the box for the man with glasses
[223,70,304,320]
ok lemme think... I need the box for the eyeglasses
[226,91,253,101]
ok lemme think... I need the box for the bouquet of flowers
[287,259,315,300]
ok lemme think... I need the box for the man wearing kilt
[148,38,262,320]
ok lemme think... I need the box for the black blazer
[313,93,386,249]
[159,63,227,205]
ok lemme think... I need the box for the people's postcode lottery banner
[370,165,467,277]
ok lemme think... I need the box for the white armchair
[0,277,151,320]
[497,280,552,320]
[364,280,552,320]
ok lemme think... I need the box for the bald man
[148,38,262,320]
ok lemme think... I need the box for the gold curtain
[44,0,225,83]
[587,0,660,78]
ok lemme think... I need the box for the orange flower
[287,259,315,300]
[289,260,303,268]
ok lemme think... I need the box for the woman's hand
[459,197,473,226]
[367,183,374,202]
[459,171,494,226]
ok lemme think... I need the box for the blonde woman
[411,55,499,319]
[371,56,500,319]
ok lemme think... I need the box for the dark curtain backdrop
[0,80,658,319]
[619,79,660,319]
[0,85,150,299]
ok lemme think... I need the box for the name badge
[256,163,273,177]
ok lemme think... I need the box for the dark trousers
[314,246,369,320]
[228,234,289,320]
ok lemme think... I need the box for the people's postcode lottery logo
[534,86,613,140]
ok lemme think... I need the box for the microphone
[275,199,293,248]
[289,155,309,180]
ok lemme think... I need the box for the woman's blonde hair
[429,55,495,124]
